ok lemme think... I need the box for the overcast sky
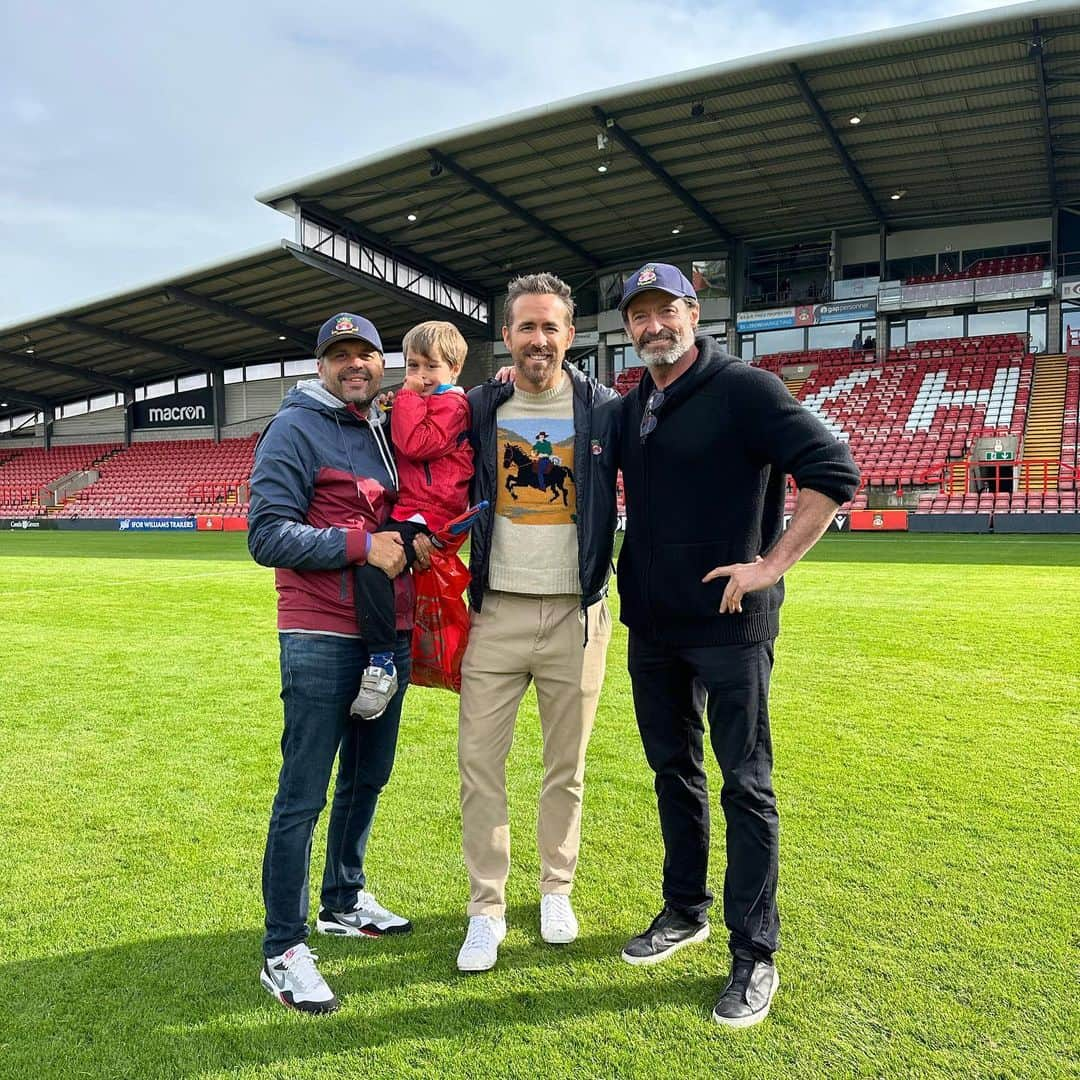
[1,0,1022,325]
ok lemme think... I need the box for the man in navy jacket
[615,265,860,1028]
[248,313,421,1014]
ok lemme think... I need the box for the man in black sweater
[615,263,860,1028]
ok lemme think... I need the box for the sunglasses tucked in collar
[639,388,666,442]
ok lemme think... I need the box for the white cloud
[8,93,48,125]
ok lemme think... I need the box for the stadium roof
[4,1,1078,421]
[0,241,483,419]
[258,0,1080,293]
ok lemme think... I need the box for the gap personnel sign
[132,388,214,430]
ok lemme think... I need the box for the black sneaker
[711,952,779,1028]
[620,906,710,966]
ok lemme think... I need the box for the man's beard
[634,326,693,367]
[515,350,560,388]
[328,369,379,407]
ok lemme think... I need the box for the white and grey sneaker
[350,663,398,720]
[456,915,507,972]
[316,889,413,938]
[260,943,339,1014]
[540,893,578,944]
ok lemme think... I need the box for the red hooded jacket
[390,386,473,531]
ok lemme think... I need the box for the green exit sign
[983,451,1014,461]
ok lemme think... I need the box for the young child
[351,321,474,719]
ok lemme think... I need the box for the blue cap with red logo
[315,312,383,357]
[618,263,697,312]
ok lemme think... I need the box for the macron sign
[133,388,214,430]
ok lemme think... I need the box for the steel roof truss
[285,245,489,335]
[592,107,738,244]
[296,199,489,296]
[0,349,133,392]
[428,148,601,268]
[788,64,885,224]
[0,387,51,410]
[163,287,311,350]
[1032,20,1059,205]
[58,319,225,374]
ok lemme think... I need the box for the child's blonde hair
[402,321,468,374]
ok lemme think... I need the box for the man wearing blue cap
[615,264,859,1027]
[248,313,423,1014]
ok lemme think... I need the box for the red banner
[850,510,909,531]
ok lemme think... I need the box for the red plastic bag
[410,541,471,692]
[409,502,488,693]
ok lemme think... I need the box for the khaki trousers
[458,592,611,917]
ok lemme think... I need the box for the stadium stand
[905,254,1045,285]
[54,436,257,518]
[806,336,1030,486]
[2,5,1078,536]
[0,443,120,518]
[752,347,875,376]
[747,336,1048,514]
[613,368,646,397]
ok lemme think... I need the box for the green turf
[1,532,1077,1079]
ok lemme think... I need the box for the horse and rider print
[496,418,577,525]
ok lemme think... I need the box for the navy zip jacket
[466,364,620,612]
[617,337,860,647]
[248,380,413,635]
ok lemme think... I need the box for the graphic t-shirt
[488,374,579,595]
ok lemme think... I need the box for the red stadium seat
[43,435,258,520]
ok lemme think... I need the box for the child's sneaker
[350,653,398,719]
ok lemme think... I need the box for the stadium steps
[784,376,807,396]
[1021,354,1068,490]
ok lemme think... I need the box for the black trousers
[628,631,779,961]
[353,520,425,655]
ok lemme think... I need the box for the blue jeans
[262,630,412,958]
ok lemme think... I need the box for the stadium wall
[0,434,41,449]
[51,407,125,443]
[225,375,306,420]
[132,426,215,442]
[840,218,1050,266]
[908,514,992,533]
[993,514,1080,533]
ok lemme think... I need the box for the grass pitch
[1,532,1077,1079]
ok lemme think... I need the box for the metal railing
[918,458,1073,494]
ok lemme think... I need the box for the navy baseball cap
[618,263,697,312]
[314,312,383,358]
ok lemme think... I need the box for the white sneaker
[316,889,413,937]
[540,893,579,944]
[260,943,339,1014]
[456,915,507,972]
